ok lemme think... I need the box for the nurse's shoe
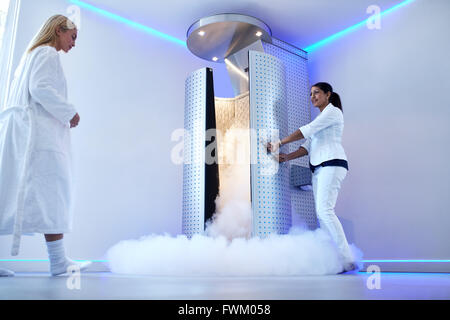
[0,267,15,277]
[344,262,359,272]
[50,258,92,276]
[337,262,359,274]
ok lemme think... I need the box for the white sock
[46,239,91,276]
[0,267,15,277]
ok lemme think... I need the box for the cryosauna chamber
[182,14,316,238]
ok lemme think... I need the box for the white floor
[1,271,450,300]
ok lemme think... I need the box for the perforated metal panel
[249,51,291,237]
[262,41,310,167]
[290,165,312,187]
[291,189,316,228]
[262,41,317,230]
[271,38,308,59]
[182,68,207,237]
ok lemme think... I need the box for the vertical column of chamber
[249,51,291,237]
[183,68,208,237]
[262,40,317,230]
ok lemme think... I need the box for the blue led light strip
[1,259,449,263]
[0,259,107,262]
[363,260,450,263]
[69,0,186,47]
[303,0,416,52]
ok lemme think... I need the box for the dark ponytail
[329,92,342,112]
[312,82,343,112]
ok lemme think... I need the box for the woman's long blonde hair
[28,15,77,53]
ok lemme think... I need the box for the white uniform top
[0,45,77,254]
[299,103,347,166]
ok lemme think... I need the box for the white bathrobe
[0,45,77,255]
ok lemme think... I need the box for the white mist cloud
[107,228,362,276]
[206,125,252,240]
[106,123,363,276]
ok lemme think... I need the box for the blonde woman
[0,15,90,276]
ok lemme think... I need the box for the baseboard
[0,260,110,273]
[360,261,450,273]
[2,260,449,274]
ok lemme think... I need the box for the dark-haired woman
[267,82,356,273]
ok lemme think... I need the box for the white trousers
[312,165,354,264]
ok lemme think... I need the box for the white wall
[0,0,233,266]
[308,0,450,262]
[2,0,449,271]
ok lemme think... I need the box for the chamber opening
[211,63,235,98]
[206,91,252,239]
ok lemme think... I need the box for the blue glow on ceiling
[303,0,416,52]
[69,0,186,47]
[69,0,415,52]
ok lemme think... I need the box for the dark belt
[309,159,349,173]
